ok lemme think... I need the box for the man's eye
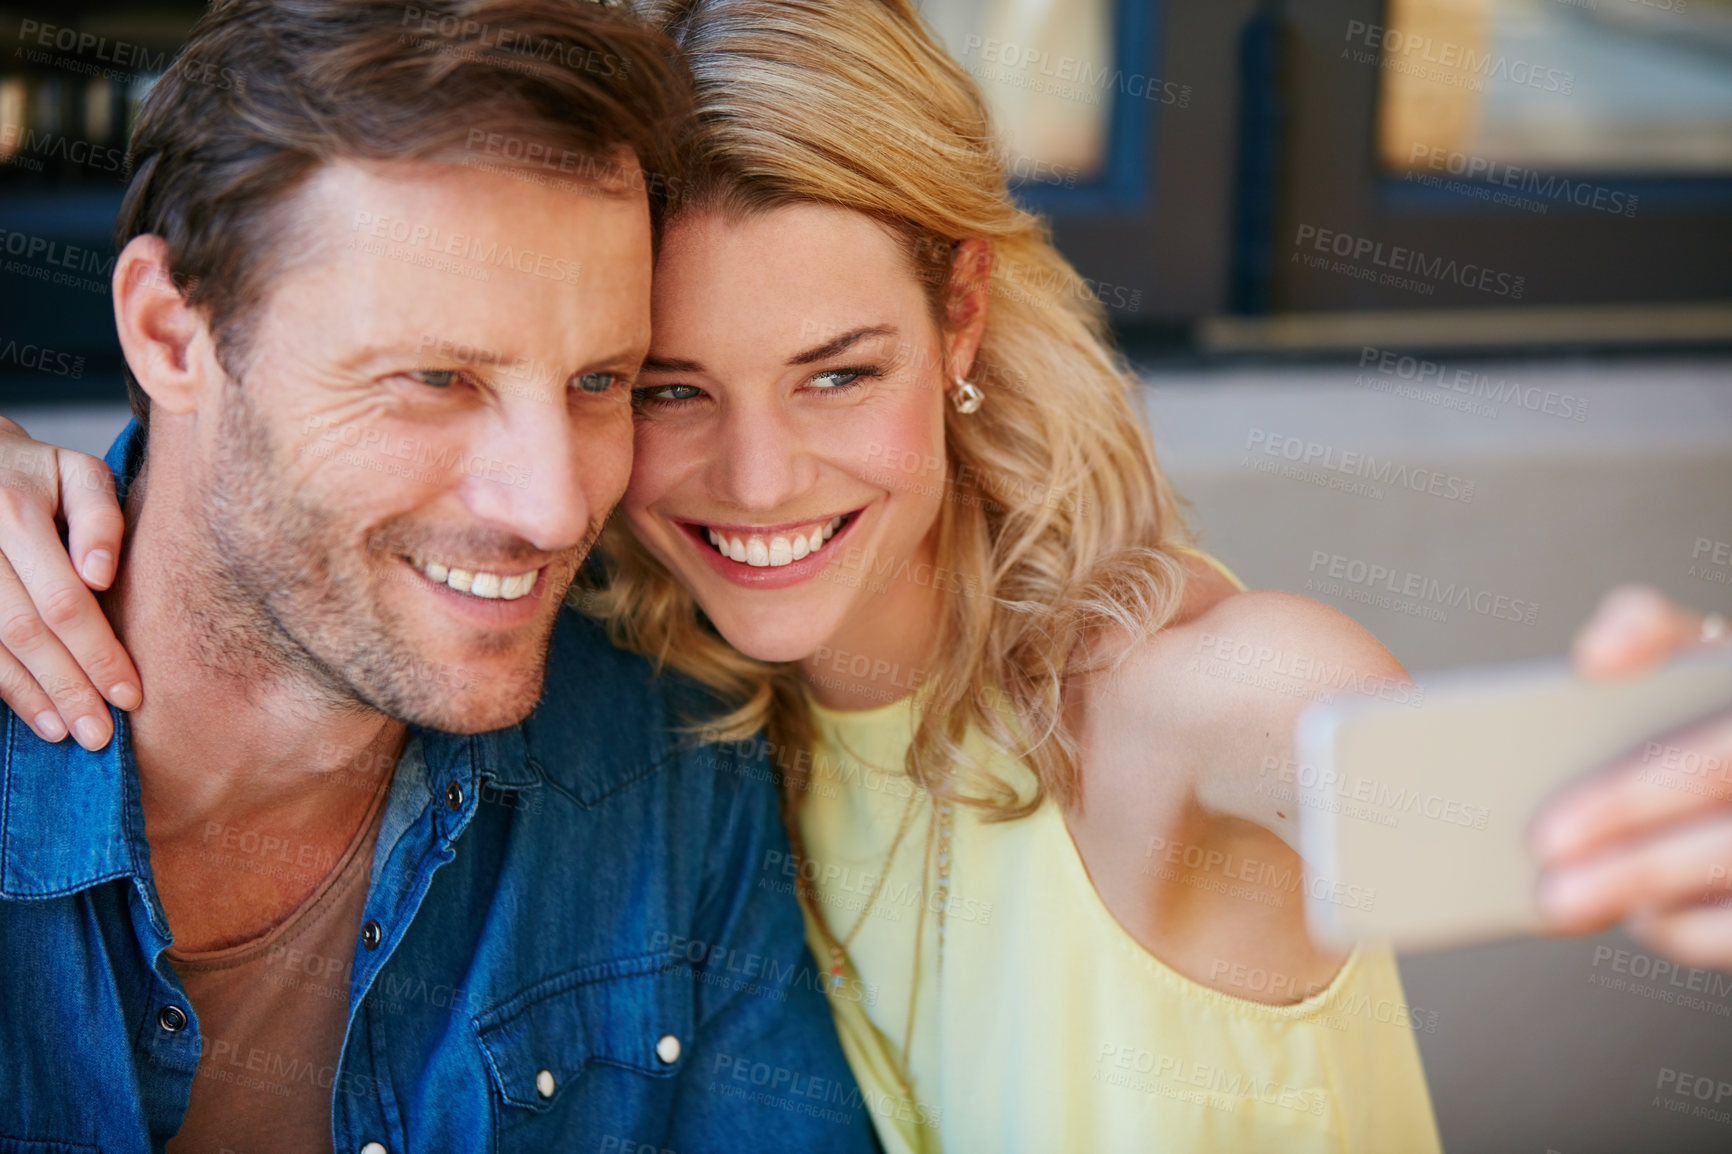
[575,371,619,394]
[409,369,463,389]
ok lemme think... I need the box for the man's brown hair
[116,0,691,425]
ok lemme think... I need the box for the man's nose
[457,406,602,554]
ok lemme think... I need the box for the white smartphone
[1292,647,1732,952]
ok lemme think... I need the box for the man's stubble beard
[183,382,599,732]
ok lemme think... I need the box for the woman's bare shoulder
[1154,587,1407,695]
[1086,586,1411,784]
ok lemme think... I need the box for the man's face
[192,158,650,733]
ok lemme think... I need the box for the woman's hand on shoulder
[0,416,137,748]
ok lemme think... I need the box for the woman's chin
[709,610,834,667]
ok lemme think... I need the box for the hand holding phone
[1531,586,1732,968]
[1293,609,1732,954]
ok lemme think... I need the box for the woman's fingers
[0,550,115,749]
[1531,710,1732,866]
[1538,584,1732,967]
[1537,807,1732,933]
[1629,901,1732,971]
[39,450,139,708]
[1571,584,1707,680]
[0,627,70,742]
[57,449,123,590]
[0,443,139,716]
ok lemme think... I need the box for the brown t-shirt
[165,776,391,1154]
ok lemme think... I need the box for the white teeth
[702,516,849,569]
[416,558,540,601]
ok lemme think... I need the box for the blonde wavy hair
[582,0,1195,817]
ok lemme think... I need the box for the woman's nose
[708,401,809,513]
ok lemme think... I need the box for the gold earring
[951,375,983,414]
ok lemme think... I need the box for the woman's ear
[112,236,219,416]
[942,237,991,382]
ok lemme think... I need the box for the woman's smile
[670,507,869,589]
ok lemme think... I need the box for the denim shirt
[0,422,879,1154]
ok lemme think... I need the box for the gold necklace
[790,783,923,994]
[789,778,955,1103]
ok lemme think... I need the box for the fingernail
[1537,869,1593,921]
[72,716,109,750]
[1527,807,1576,862]
[81,549,115,589]
[32,712,67,742]
[108,682,142,711]
[1597,588,1667,645]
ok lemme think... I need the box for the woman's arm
[1079,575,1732,976]
[0,417,137,748]
[1066,584,1399,999]
[1082,587,1409,852]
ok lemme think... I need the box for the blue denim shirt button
[157,1005,187,1033]
[361,919,383,949]
[444,781,464,810]
[360,1143,387,1154]
[655,1034,681,1065]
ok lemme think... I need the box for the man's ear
[112,236,220,415]
[942,237,991,383]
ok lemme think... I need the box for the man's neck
[107,453,406,947]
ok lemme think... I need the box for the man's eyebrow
[354,343,519,370]
[349,342,644,380]
[788,325,896,366]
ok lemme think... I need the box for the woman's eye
[408,369,463,389]
[574,371,620,394]
[632,383,706,404]
[809,369,864,390]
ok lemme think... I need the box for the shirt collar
[0,707,147,900]
[0,419,545,899]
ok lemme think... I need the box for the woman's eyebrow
[787,325,896,365]
[640,353,706,373]
[639,325,898,375]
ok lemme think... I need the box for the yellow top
[794,550,1442,1154]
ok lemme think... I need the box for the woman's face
[622,203,964,665]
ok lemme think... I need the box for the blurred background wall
[3,1,1731,1150]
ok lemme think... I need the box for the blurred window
[1379,0,1732,174]
[919,0,1116,179]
